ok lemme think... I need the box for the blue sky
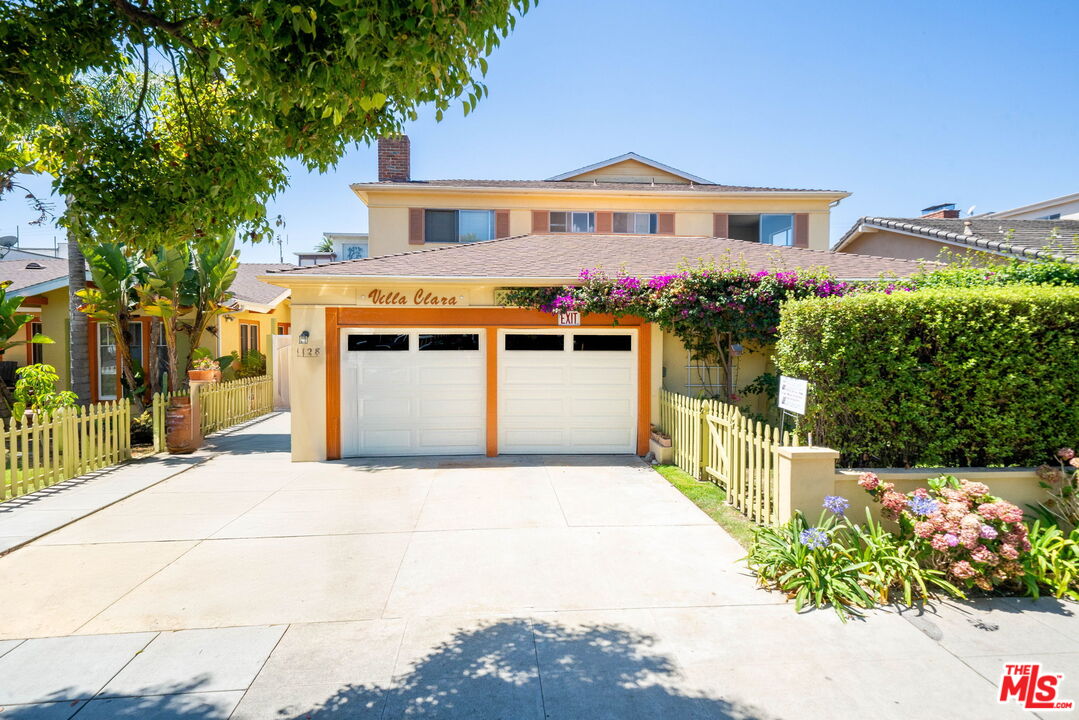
[4,0,1078,262]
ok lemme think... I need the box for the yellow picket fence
[659,389,798,525]
[198,376,273,436]
[0,400,131,502]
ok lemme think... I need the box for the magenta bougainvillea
[500,263,861,398]
[858,472,1030,590]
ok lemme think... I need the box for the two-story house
[354,136,844,257]
[266,137,921,462]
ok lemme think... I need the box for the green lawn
[652,464,756,549]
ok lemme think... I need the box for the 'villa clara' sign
[366,288,461,306]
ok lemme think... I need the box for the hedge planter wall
[776,286,1079,467]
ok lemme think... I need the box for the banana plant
[137,245,192,393]
[180,235,239,374]
[76,243,143,412]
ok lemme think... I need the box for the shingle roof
[266,235,924,281]
[231,263,293,307]
[0,259,70,294]
[837,217,1079,263]
[352,179,845,194]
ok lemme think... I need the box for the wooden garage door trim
[325,307,651,459]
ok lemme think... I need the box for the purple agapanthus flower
[823,495,850,516]
[800,527,830,549]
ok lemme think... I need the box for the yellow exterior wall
[566,158,689,184]
[360,187,843,257]
[214,300,292,377]
[660,332,775,417]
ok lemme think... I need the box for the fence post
[775,446,841,523]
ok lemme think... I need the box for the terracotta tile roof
[231,263,294,306]
[267,235,924,281]
[837,217,1079,263]
[352,179,846,194]
[0,259,70,294]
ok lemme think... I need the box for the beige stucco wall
[361,187,840,257]
[660,332,774,417]
[567,158,688,184]
[840,229,1003,264]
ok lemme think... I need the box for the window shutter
[713,213,729,238]
[793,213,809,248]
[531,210,549,233]
[658,212,675,235]
[595,211,612,234]
[408,208,424,245]
[495,210,510,238]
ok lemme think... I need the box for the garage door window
[419,333,480,351]
[505,334,564,351]
[348,334,409,351]
[572,334,631,351]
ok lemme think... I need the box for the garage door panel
[420,397,483,417]
[503,366,565,384]
[571,398,633,415]
[360,398,413,419]
[499,330,637,454]
[342,329,485,457]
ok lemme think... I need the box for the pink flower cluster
[857,473,1030,589]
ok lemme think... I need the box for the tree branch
[109,0,199,50]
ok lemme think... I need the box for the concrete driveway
[0,413,1074,719]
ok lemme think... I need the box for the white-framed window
[549,211,594,233]
[424,209,495,243]
[98,325,117,400]
[340,243,368,260]
[760,214,794,246]
[612,212,658,234]
[240,322,260,356]
[728,214,794,245]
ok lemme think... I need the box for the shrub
[1032,447,1079,531]
[12,363,78,419]
[130,409,154,445]
[1021,521,1079,601]
[776,286,1079,467]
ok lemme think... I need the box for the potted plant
[649,424,673,464]
[188,355,221,383]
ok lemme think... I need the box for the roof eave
[351,183,850,201]
[544,152,715,184]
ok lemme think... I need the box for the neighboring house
[835,207,1079,264]
[350,136,849,258]
[989,191,1079,221]
[0,260,292,403]
[295,233,370,266]
[265,163,921,461]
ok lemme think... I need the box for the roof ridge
[269,234,531,274]
[859,216,1075,264]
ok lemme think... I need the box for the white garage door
[341,329,485,456]
[499,329,637,454]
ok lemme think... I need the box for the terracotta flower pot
[187,369,221,382]
[165,397,197,454]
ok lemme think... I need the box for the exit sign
[557,311,581,326]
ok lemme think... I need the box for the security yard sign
[778,376,808,415]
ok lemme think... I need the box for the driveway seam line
[377,471,437,621]
[380,617,412,720]
[226,623,291,720]
[64,631,160,716]
[544,464,573,529]
[528,616,549,720]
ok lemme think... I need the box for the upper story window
[728,214,794,245]
[424,209,495,243]
[549,211,594,233]
[612,212,658,234]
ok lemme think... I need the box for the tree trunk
[148,317,162,396]
[66,215,91,406]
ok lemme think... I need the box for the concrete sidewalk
[0,412,1075,719]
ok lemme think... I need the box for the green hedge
[775,286,1079,467]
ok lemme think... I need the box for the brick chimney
[378,135,410,182]
[921,202,960,219]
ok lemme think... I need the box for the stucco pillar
[776,446,840,522]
